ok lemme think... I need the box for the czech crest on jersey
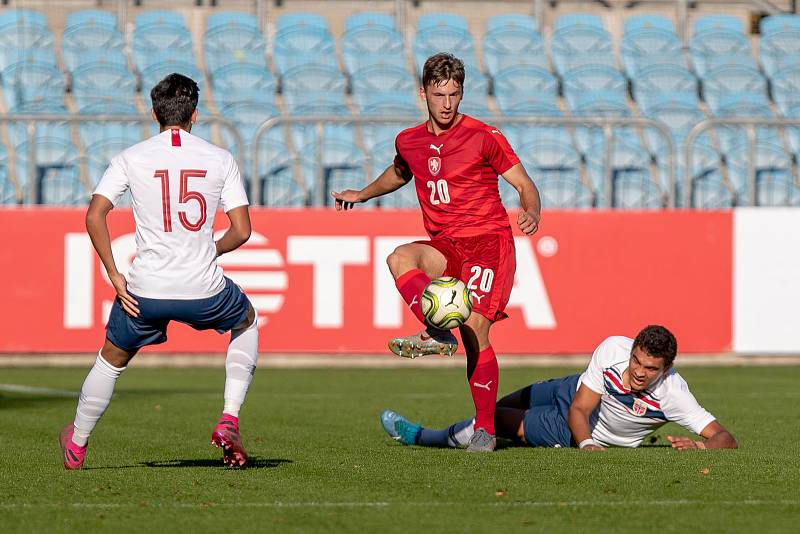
[632,398,648,416]
[428,156,441,176]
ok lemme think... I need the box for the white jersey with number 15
[93,128,249,300]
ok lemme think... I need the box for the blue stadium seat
[207,11,258,32]
[586,138,664,208]
[0,9,48,28]
[0,25,55,74]
[254,137,307,207]
[624,14,675,34]
[551,26,616,75]
[486,13,538,33]
[211,63,276,106]
[770,66,800,116]
[276,12,329,33]
[281,64,347,112]
[77,100,140,148]
[71,62,137,111]
[0,143,17,204]
[683,140,734,208]
[642,99,706,153]
[633,64,698,112]
[85,137,134,188]
[482,26,547,76]
[351,64,415,94]
[417,13,469,32]
[273,26,336,75]
[458,96,494,118]
[3,62,65,112]
[693,14,744,34]
[15,137,85,205]
[515,139,594,208]
[342,27,407,75]
[413,26,481,74]
[132,23,194,72]
[204,17,267,71]
[760,30,800,79]
[727,141,797,206]
[701,64,767,113]
[135,10,186,28]
[760,14,800,34]
[140,60,204,94]
[563,65,627,111]
[295,140,366,207]
[66,9,117,30]
[494,65,558,113]
[345,12,396,32]
[690,29,752,78]
[217,102,281,146]
[620,27,686,77]
[62,23,125,73]
[554,13,604,31]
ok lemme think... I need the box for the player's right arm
[331,161,412,211]
[568,385,605,451]
[86,195,139,317]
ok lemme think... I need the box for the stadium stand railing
[250,114,677,209]
[684,117,800,207]
[0,113,243,205]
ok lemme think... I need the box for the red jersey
[393,115,520,239]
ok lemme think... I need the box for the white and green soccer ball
[421,276,473,330]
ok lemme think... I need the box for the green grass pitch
[1,365,799,532]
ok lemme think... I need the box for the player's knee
[386,246,414,276]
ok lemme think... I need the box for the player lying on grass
[382,325,738,451]
[59,74,259,469]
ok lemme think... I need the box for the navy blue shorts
[521,374,581,448]
[106,277,250,351]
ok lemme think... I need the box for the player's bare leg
[386,243,458,358]
[61,340,136,469]
[212,304,258,468]
[460,313,498,452]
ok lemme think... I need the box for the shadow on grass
[142,457,292,469]
[83,457,292,470]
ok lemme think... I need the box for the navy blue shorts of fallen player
[521,373,581,448]
[106,277,250,351]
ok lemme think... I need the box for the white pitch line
[0,500,797,510]
[0,383,79,398]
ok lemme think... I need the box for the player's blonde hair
[422,53,465,89]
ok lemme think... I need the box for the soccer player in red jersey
[331,53,541,452]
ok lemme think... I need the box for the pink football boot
[211,414,248,468]
[59,424,87,470]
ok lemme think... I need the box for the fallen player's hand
[331,190,362,211]
[581,444,606,452]
[517,210,540,235]
[667,435,706,450]
[109,272,140,317]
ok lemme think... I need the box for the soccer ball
[421,277,473,330]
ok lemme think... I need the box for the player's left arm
[215,206,251,257]
[667,421,738,450]
[500,163,541,235]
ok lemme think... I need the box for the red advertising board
[0,209,732,354]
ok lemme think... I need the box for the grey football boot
[466,428,496,452]
[388,327,458,359]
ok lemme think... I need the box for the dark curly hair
[150,73,199,128]
[632,325,677,367]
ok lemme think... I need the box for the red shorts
[417,230,516,322]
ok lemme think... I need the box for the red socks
[395,269,430,327]
[469,345,499,435]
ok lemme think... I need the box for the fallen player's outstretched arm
[667,421,738,450]
[568,384,606,451]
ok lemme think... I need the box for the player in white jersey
[60,74,260,469]
[381,325,737,451]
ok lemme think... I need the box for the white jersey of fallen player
[93,128,249,300]
[578,336,716,448]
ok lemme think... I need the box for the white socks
[222,316,259,418]
[419,418,475,447]
[72,352,126,447]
